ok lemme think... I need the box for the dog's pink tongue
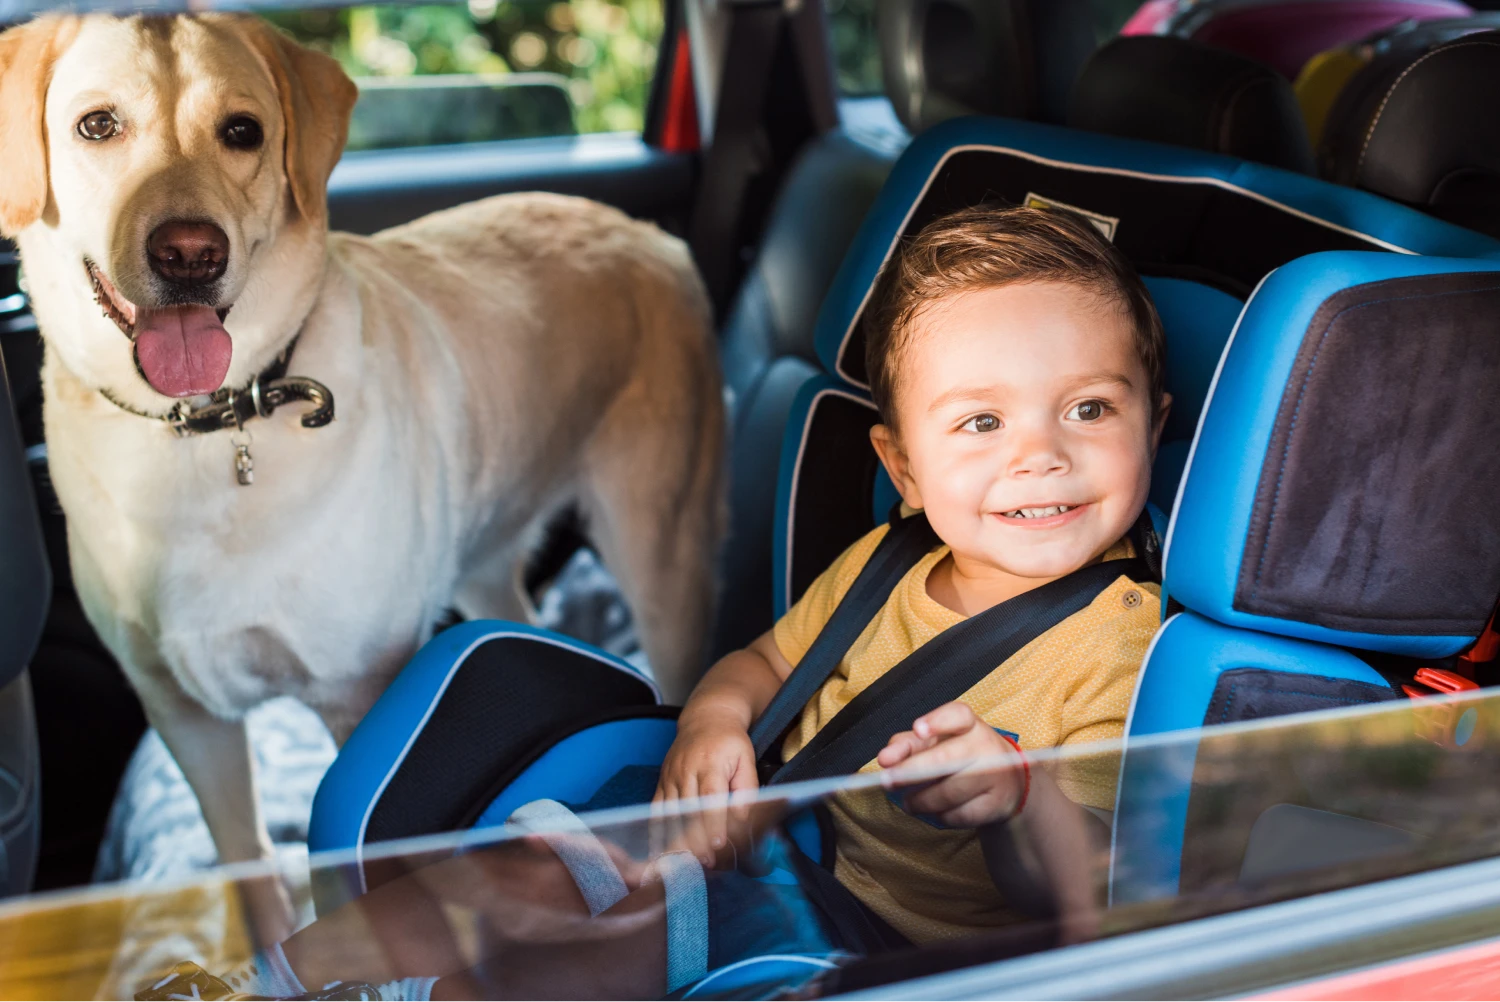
[134,305,232,398]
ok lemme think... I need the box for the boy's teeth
[1003,505,1074,519]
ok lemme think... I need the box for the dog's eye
[221,116,264,151]
[77,111,120,141]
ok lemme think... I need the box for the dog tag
[234,443,254,486]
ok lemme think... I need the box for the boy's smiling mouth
[995,503,1089,526]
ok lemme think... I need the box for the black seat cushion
[1320,31,1500,238]
[1069,35,1316,174]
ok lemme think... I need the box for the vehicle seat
[713,0,1096,657]
[1111,251,1500,906]
[1068,35,1315,173]
[1119,0,1473,82]
[0,338,47,898]
[1318,30,1500,239]
[1295,13,1500,146]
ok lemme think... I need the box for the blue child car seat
[309,117,1500,995]
[775,113,1500,618]
[1110,251,1500,907]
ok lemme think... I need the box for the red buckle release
[1404,668,1480,749]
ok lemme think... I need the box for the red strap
[995,733,1031,821]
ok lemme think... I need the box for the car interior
[5,0,1500,996]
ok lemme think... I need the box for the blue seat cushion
[1111,610,1396,905]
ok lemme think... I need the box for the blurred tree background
[264,0,881,149]
[264,0,663,139]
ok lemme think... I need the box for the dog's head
[0,14,357,411]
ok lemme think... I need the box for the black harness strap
[749,511,940,774]
[770,555,1146,785]
[751,509,1156,786]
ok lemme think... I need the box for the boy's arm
[672,630,794,736]
[879,704,1108,942]
[654,631,794,865]
[978,771,1107,943]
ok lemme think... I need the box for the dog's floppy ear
[247,20,358,226]
[0,17,75,236]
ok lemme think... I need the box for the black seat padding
[0,345,45,898]
[718,129,901,411]
[0,344,47,691]
[1320,31,1500,238]
[878,0,1096,132]
[1068,36,1316,174]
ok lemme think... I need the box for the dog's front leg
[136,672,297,946]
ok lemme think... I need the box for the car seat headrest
[1165,252,1500,658]
[813,116,1499,393]
[1320,31,1500,238]
[1069,36,1315,174]
[876,0,1096,133]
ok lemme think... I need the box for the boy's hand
[877,701,1025,828]
[653,707,759,867]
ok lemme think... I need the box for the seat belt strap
[749,512,940,771]
[771,556,1149,785]
[687,0,784,320]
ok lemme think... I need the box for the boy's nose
[1007,430,1070,476]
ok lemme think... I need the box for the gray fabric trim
[648,850,710,993]
[1236,271,1500,636]
[506,799,628,917]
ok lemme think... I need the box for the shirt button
[1122,589,1142,609]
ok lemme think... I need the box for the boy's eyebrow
[926,372,1136,412]
[926,385,1000,412]
[1065,371,1136,392]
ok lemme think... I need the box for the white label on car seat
[1023,193,1119,241]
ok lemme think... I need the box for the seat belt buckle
[1402,667,1480,749]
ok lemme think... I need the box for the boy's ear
[870,424,925,512]
[1149,392,1173,459]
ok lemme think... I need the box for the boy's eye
[961,414,1002,433]
[1069,400,1109,422]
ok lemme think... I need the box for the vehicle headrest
[1140,0,1474,81]
[814,115,1500,391]
[1069,36,1315,174]
[876,0,1096,133]
[1319,31,1500,239]
[0,350,49,689]
[1165,252,1500,658]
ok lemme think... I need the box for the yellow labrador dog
[0,14,723,938]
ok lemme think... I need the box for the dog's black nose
[147,221,229,286]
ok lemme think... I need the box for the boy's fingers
[905,763,1022,818]
[697,771,730,859]
[877,731,919,768]
[727,757,759,823]
[912,701,978,741]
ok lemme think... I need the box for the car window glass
[9,691,1499,999]
[825,0,881,96]
[264,0,663,151]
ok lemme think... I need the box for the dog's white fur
[0,14,723,937]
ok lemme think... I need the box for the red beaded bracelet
[995,732,1031,821]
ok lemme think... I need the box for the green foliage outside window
[263,0,662,148]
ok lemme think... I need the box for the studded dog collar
[100,335,335,485]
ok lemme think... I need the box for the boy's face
[871,281,1169,583]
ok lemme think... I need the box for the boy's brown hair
[863,203,1166,429]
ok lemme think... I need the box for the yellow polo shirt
[773,523,1160,943]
